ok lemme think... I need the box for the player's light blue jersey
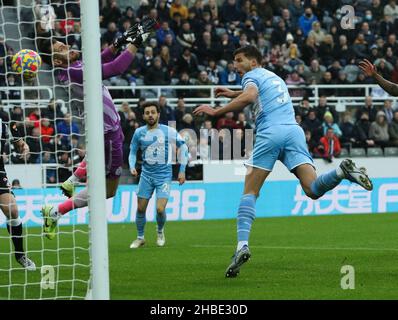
[241,67,297,133]
[129,124,188,180]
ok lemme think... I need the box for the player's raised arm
[129,130,140,177]
[359,59,398,96]
[193,85,258,117]
[101,17,157,80]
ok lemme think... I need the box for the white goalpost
[80,0,109,300]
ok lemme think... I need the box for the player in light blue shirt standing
[194,46,373,278]
[129,101,188,248]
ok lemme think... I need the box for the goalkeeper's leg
[0,193,36,271]
[42,177,119,239]
[61,160,87,198]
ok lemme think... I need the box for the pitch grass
[1,213,398,299]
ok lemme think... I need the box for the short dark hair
[142,101,160,114]
[233,45,263,64]
[36,34,56,66]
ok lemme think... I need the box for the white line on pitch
[191,245,398,252]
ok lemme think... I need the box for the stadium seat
[349,148,366,157]
[367,147,383,157]
[384,147,398,157]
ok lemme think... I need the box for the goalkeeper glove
[113,17,157,49]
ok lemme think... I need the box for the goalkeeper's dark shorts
[104,127,124,179]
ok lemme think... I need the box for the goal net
[0,0,96,299]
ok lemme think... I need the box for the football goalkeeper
[37,17,157,239]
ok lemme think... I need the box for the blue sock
[156,211,166,233]
[310,169,343,198]
[237,194,256,250]
[135,211,146,238]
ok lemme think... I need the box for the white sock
[67,174,80,184]
[336,166,345,179]
[237,241,248,251]
[7,217,22,227]
[137,236,144,240]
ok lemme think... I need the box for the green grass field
[1,213,398,299]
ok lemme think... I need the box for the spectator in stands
[144,56,171,85]
[308,21,326,45]
[118,101,131,136]
[26,127,41,164]
[316,96,339,123]
[304,129,320,157]
[220,0,244,25]
[219,33,236,63]
[175,71,193,98]
[175,98,186,130]
[356,96,378,122]
[56,113,80,146]
[170,0,189,20]
[382,99,395,124]
[41,150,56,184]
[333,35,355,66]
[295,97,314,118]
[339,112,357,147]
[158,95,175,125]
[322,111,342,138]
[177,20,196,49]
[3,74,21,101]
[298,7,318,37]
[318,34,334,67]
[303,59,324,84]
[195,70,212,98]
[102,22,121,46]
[60,10,75,35]
[121,6,136,27]
[354,111,375,148]
[236,112,252,131]
[206,59,220,85]
[28,108,41,127]
[335,71,351,96]
[57,151,72,183]
[100,0,122,28]
[176,47,199,77]
[285,71,306,97]
[219,61,241,85]
[384,0,398,20]
[318,128,341,162]
[216,111,237,132]
[352,33,368,60]
[140,46,154,76]
[40,118,54,148]
[302,109,323,142]
[157,0,170,22]
[319,72,336,96]
[369,110,390,147]
[389,110,398,146]
[271,19,288,47]
[195,31,221,64]
[179,113,197,133]
[156,21,176,45]
[43,98,64,127]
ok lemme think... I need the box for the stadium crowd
[1,0,398,181]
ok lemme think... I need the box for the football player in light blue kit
[194,46,373,278]
[129,101,188,248]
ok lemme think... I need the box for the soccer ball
[11,49,42,80]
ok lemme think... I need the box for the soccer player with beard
[37,17,157,239]
[128,102,188,248]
